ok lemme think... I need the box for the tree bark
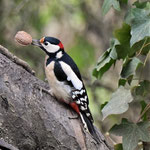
[0,45,113,150]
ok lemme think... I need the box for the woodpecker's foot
[35,85,52,97]
[48,89,54,96]
[40,87,51,96]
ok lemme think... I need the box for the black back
[46,52,82,87]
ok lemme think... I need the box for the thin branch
[0,45,35,75]
[138,50,150,83]
[142,42,150,49]
[92,81,114,92]
[82,76,114,92]
[14,0,29,13]
[143,51,150,66]
[136,102,150,123]
[136,38,148,57]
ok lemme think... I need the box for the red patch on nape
[69,102,80,114]
[58,42,64,49]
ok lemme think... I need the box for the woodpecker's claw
[32,39,41,46]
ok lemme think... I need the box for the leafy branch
[94,0,150,150]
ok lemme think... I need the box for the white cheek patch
[42,43,60,53]
[60,61,83,90]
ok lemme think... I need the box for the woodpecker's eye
[44,42,48,46]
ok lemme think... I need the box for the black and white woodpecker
[32,37,99,142]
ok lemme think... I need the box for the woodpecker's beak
[31,39,41,47]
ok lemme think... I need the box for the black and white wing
[53,52,99,142]
[59,53,94,122]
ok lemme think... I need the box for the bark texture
[0,45,113,150]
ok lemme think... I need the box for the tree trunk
[0,45,113,150]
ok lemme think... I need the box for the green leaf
[118,78,126,86]
[114,143,123,150]
[135,80,150,96]
[96,48,111,67]
[102,0,120,16]
[100,101,108,111]
[140,38,150,55]
[110,119,150,150]
[114,23,131,59]
[125,8,138,25]
[115,45,129,59]
[119,0,128,4]
[130,8,150,46]
[109,38,119,59]
[102,86,133,120]
[140,101,148,121]
[114,23,131,44]
[93,49,115,79]
[133,1,147,9]
[130,37,150,56]
[121,57,143,79]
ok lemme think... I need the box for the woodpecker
[32,37,99,142]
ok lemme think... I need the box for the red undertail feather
[69,102,80,114]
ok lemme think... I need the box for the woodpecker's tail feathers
[80,113,100,143]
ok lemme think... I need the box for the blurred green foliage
[68,36,95,72]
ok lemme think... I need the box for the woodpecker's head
[32,37,64,55]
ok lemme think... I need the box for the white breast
[45,60,72,104]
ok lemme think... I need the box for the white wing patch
[56,51,63,58]
[60,61,83,90]
[71,88,94,122]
